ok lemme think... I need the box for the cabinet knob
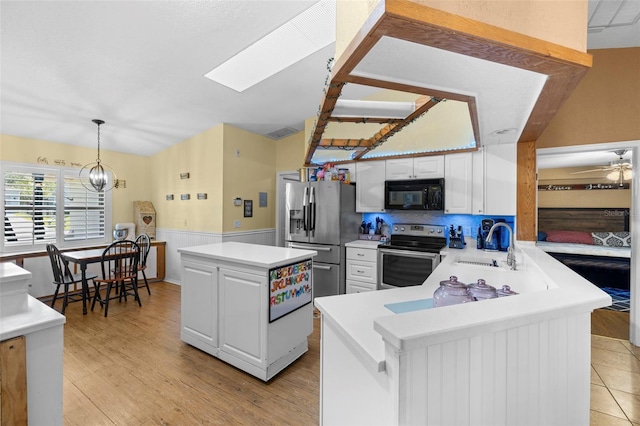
[357,253,364,256]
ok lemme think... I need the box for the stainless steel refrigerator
[285,180,360,298]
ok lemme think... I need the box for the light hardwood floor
[60,282,319,425]
[57,282,637,425]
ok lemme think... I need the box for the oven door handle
[378,247,441,259]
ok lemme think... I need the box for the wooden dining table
[62,248,107,315]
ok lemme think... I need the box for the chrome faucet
[485,222,516,270]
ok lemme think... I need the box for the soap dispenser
[476,226,483,250]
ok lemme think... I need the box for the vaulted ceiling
[1,0,638,158]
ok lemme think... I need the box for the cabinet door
[218,268,267,368]
[346,280,376,293]
[346,259,377,284]
[484,144,517,215]
[385,158,413,180]
[444,153,472,214]
[471,149,485,215]
[181,259,218,349]
[413,155,444,178]
[356,161,386,212]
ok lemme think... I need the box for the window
[2,162,112,252]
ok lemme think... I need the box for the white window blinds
[3,168,57,248]
[2,163,111,251]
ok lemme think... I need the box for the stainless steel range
[378,223,447,290]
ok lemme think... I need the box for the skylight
[204,1,335,92]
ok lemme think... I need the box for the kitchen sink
[453,255,518,271]
[455,257,497,267]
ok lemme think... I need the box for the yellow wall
[148,125,224,232]
[221,125,276,232]
[538,167,631,208]
[0,133,151,225]
[335,0,588,64]
[2,125,303,235]
[276,131,306,172]
[538,47,640,148]
[421,0,587,52]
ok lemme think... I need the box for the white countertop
[345,239,382,249]
[0,261,31,284]
[177,242,317,268]
[1,263,65,338]
[0,296,66,341]
[536,241,631,258]
[314,241,611,373]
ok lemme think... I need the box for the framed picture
[244,200,253,217]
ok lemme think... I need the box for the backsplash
[361,212,515,248]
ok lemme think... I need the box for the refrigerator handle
[309,186,316,232]
[302,186,309,232]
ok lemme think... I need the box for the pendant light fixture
[80,119,117,192]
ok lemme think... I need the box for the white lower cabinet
[346,245,378,293]
[218,268,266,368]
[181,259,218,350]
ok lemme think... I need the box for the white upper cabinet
[385,156,444,180]
[356,161,386,212]
[444,153,473,214]
[483,144,516,216]
[471,149,485,215]
[413,156,445,179]
[444,145,516,216]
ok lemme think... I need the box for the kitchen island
[178,242,317,381]
[314,241,610,425]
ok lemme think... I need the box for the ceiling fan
[570,149,632,186]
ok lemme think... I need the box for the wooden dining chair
[46,244,97,315]
[91,240,141,317]
[135,233,151,295]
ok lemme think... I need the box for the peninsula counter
[314,242,611,425]
[178,242,317,381]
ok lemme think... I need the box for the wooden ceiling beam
[351,97,442,160]
[304,0,592,166]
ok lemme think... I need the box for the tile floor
[591,334,640,425]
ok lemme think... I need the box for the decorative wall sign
[180,172,190,179]
[244,200,253,217]
[166,194,174,201]
[133,201,156,239]
[181,194,190,200]
[538,183,630,191]
[197,193,207,200]
[259,192,267,207]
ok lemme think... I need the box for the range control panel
[391,223,446,237]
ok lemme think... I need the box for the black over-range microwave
[384,178,444,211]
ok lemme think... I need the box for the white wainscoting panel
[157,228,275,285]
[391,312,590,425]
